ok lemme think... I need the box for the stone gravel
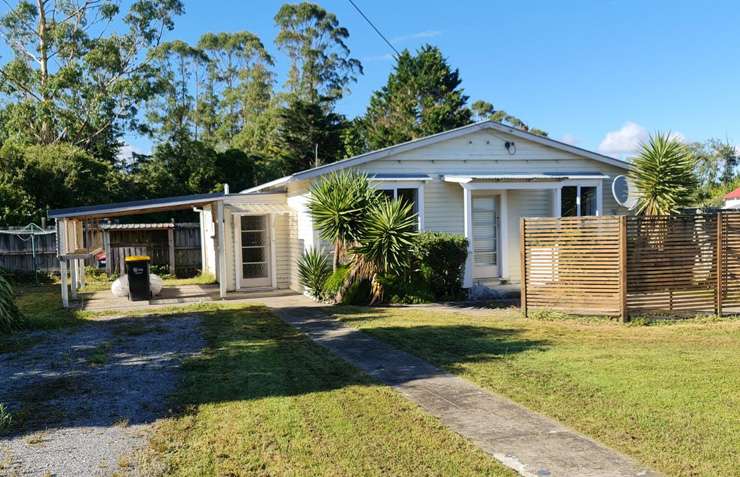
[0,314,203,476]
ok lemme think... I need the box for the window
[560,185,599,217]
[376,185,423,230]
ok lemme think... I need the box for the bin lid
[124,255,150,262]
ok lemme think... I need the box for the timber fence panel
[522,216,622,316]
[521,211,740,319]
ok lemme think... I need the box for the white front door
[237,215,271,288]
[472,195,500,279]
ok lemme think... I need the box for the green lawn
[140,306,513,476]
[328,306,740,477]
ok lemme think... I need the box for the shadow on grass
[1,302,545,437]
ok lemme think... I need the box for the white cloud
[560,133,578,145]
[390,30,442,44]
[598,122,649,158]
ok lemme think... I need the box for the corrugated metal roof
[444,173,608,183]
[368,173,432,181]
[48,192,225,219]
[232,203,292,215]
[100,223,175,230]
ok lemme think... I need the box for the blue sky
[9,0,740,158]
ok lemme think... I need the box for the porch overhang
[443,173,608,185]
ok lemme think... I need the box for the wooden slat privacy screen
[521,212,740,320]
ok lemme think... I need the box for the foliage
[323,265,349,301]
[0,0,184,158]
[413,232,468,300]
[0,142,121,223]
[297,248,332,299]
[307,170,378,269]
[631,133,698,215]
[380,273,434,304]
[351,199,418,304]
[0,275,24,334]
[470,100,547,136]
[277,98,347,174]
[274,2,362,103]
[363,45,471,150]
[690,139,740,207]
[0,403,12,432]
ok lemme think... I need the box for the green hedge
[412,232,468,301]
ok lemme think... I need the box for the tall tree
[197,31,274,147]
[363,45,471,150]
[470,99,547,136]
[0,0,184,161]
[147,40,207,142]
[274,2,362,103]
[277,99,346,174]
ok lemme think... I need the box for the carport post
[216,200,227,298]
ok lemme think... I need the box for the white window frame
[558,180,603,217]
[372,181,425,230]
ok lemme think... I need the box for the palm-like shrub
[0,275,23,334]
[351,199,418,304]
[631,133,698,215]
[307,170,378,270]
[297,248,332,300]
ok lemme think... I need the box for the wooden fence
[520,212,740,320]
[0,223,202,276]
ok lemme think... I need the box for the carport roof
[48,192,225,220]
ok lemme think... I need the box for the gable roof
[242,120,633,193]
[725,188,740,200]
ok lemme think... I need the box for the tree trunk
[36,0,51,143]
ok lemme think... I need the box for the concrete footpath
[267,296,659,477]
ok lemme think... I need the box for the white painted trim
[233,215,243,290]
[552,188,562,217]
[373,182,425,231]
[596,181,604,216]
[500,190,509,280]
[270,214,278,289]
[462,185,474,288]
[216,201,227,298]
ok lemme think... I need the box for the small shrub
[0,403,12,432]
[340,278,371,305]
[323,265,349,301]
[297,248,332,300]
[380,273,434,304]
[0,275,24,334]
[412,232,468,301]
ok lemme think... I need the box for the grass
[140,306,513,476]
[329,305,740,477]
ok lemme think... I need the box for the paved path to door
[267,296,659,477]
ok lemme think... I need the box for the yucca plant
[631,132,698,215]
[297,248,332,300]
[0,275,24,334]
[307,170,378,270]
[350,199,418,304]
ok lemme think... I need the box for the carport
[48,192,227,307]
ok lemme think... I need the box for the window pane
[243,247,265,263]
[581,187,597,216]
[380,189,394,201]
[241,215,265,231]
[561,186,578,217]
[397,188,418,213]
[242,231,265,246]
[243,263,267,278]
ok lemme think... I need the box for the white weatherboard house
[49,120,632,303]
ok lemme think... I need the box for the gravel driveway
[0,314,204,476]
